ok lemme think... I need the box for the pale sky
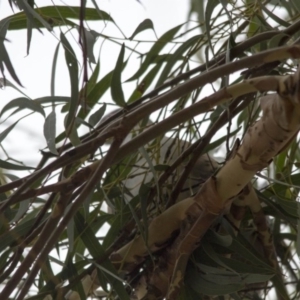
[0,0,190,170]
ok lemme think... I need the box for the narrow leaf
[0,97,45,118]
[11,199,30,223]
[0,159,35,170]
[0,120,18,143]
[128,62,163,103]
[60,32,79,129]
[126,23,184,81]
[79,28,98,64]
[0,21,22,86]
[44,111,58,155]
[111,43,126,107]
[156,35,201,87]
[74,212,130,299]
[35,96,70,105]
[50,42,60,97]
[205,0,219,53]
[0,77,29,98]
[88,103,106,127]
[67,216,75,252]
[3,6,114,32]
[15,0,52,31]
[129,19,155,40]
[297,204,300,257]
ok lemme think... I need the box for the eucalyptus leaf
[88,103,106,127]
[111,43,126,107]
[129,19,155,40]
[0,97,45,118]
[44,111,58,155]
[0,120,19,143]
[0,159,35,170]
[60,32,79,130]
[126,23,184,81]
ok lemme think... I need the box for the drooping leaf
[86,60,100,95]
[2,6,114,32]
[0,97,45,118]
[14,0,52,31]
[127,59,164,103]
[88,103,106,127]
[0,20,22,86]
[156,34,201,87]
[79,28,98,64]
[0,120,19,143]
[67,215,75,252]
[74,212,130,300]
[111,43,126,107]
[64,113,81,146]
[129,19,155,40]
[35,96,71,105]
[60,32,79,130]
[76,61,101,120]
[187,265,243,295]
[262,5,290,28]
[0,77,29,98]
[11,199,30,223]
[297,205,300,257]
[0,159,35,170]
[126,23,184,81]
[0,215,47,253]
[55,69,111,144]
[205,0,219,53]
[44,111,58,155]
[50,42,60,97]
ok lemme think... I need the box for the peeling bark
[62,67,300,300]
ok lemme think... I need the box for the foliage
[1,1,300,299]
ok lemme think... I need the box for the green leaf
[0,120,19,143]
[262,6,290,28]
[88,103,106,127]
[79,28,98,64]
[187,265,243,295]
[44,111,58,155]
[74,212,130,300]
[67,216,75,252]
[129,19,155,40]
[11,199,30,223]
[297,205,300,257]
[0,77,28,97]
[0,159,35,170]
[55,69,111,144]
[111,43,126,107]
[0,97,45,118]
[60,32,79,129]
[197,263,273,285]
[64,113,81,146]
[3,6,114,31]
[156,35,201,87]
[86,60,100,95]
[81,67,111,115]
[50,42,60,96]
[0,214,48,252]
[126,23,184,81]
[205,0,219,53]
[35,96,71,105]
[127,62,163,103]
[0,21,22,86]
[15,0,52,31]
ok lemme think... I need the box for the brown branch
[112,68,300,299]
[13,136,127,300]
[43,17,300,159]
